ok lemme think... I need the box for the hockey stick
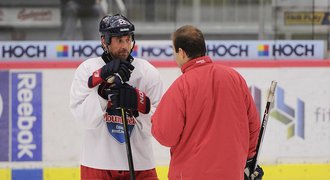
[90,81,136,179]
[248,80,277,174]
[121,108,136,180]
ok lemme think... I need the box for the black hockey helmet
[99,14,135,44]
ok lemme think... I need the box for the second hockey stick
[248,80,277,174]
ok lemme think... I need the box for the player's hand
[116,60,135,83]
[88,60,134,88]
[244,161,264,180]
[109,83,150,114]
[97,82,112,100]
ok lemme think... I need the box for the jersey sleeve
[69,63,107,129]
[135,66,163,136]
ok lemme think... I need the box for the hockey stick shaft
[251,80,277,171]
[121,108,136,180]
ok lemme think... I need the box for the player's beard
[111,49,129,61]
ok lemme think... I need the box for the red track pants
[81,165,159,180]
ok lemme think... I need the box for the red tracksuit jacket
[152,56,260,180]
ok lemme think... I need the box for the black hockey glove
[97,82,112,100]
[105,89,139,117]
[88,60,134,88]
[110,84,151,114]
[244,158,264,180]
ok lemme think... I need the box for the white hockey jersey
[70,57,163,170]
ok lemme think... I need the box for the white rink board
[238,68,330,164]
[1,66,329,168]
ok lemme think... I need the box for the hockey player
[151,25,264,180]
[70,14,163,179]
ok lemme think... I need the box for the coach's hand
[244,159,264,180]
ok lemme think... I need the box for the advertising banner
[284,12,330,25]
[11,72,42,162]
[0,71,10,161]
[207,40,325,60]
[0,40,325,61]
[0,7,60,27]
[0,41,103,61]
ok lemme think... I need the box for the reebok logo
[0,71,42,162]
[196,59,205,64]
[120,28,129,32]
[12,72,42,161]
[16,73,38,159]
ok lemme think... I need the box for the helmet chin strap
[105,44,111,55]
[127,41,135,63]
[100,41,114,63]
[129,40,136,54]
[101,39,113,56]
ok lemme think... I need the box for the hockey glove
[244,159,264,180]
[110,84,151,114]
[97,82,112,100]
[88,60,134,88]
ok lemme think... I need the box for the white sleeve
[69,63,108,129]
[136,64,163,136]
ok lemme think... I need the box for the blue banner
[0,71,10,161]
[11,72,42,161]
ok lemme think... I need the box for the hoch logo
[257,45,269,56]
[56,45,69,57]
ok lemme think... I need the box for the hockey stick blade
[251,80,277,172]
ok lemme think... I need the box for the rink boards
[0,60,330,179]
